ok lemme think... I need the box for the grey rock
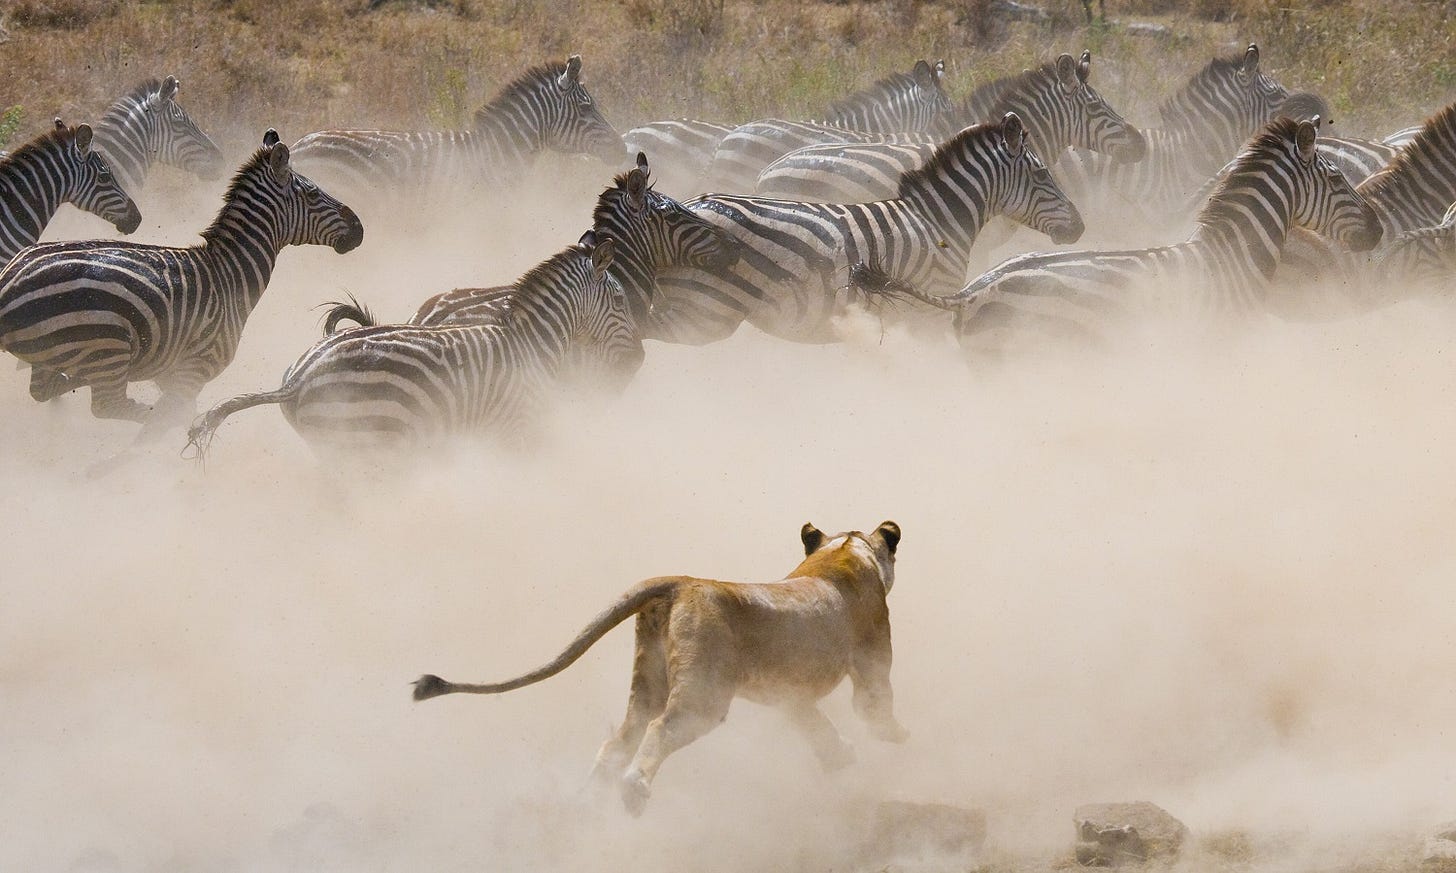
[1074,801,1188,866]
[1426,821,1456,867]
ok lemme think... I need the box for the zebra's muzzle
[332,212,366,254]
[1111,128,1148,164]
[114,204,143,235]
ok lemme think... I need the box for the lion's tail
[412,578,679,701]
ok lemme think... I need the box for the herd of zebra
[0,47,1452,458]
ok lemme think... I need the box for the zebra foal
[0,130,364,436]
[188,232,634,456]
[0,120,141,263]
[888,117,1381,354]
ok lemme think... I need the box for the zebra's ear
[54,117,66,131]
[935,59,946,82]
[263,128,281,148]
[1054,53,1078,92]
[578,229,598,250]
[590,235,615,277]
[560,55,583,89]
[912,60,936,91]
[801,523,825,555]
[160,75,179,103]
[1295,119,1318,164]
[268,141,291,179]
[1241,44,1260,78]
[626,163,649,210]
[1077,50,1092,84]
[1001,112,1025,156]
[74,123,93,155]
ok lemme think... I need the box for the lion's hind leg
[786,701,855,771]
[620,679,733,816]
[590,608,669,788]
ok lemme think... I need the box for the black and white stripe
[1377,201,1456,290]
[756,51,1145,202]
[650,113,1084,344]
[0,130,364,436]
[92,76,225,196]
[621,119,736,194]
[187,232,635,455]
[703,60,954,192]
[899,118,1381,352]
[0,120,141,263]
[290,56,622,202]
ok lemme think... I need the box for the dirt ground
[1,143,1453,873]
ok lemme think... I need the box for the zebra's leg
[87,375,151,422]
[136,373,207,443]
[28,366,73,402]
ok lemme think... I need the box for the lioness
[413,519,907,814]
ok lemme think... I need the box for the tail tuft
[319,294,378,334]
[412,674,452,701]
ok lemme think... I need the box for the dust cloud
[1,151,1453,873]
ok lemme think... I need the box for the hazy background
[3,1,1456,869]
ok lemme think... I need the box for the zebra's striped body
[906,119,1380,352]
[1378,202,1456,291]
[324,152,737,334]
[650,113,1084,345]
[0,121,141,263]
[704,60,953,191]
[622,119,736,193]
[92,76,225,195]
[756,51,1145,202]
[0,131,364,435]
[188,234,634,455]
[1056,44,1290,233]
[290,56,622,202]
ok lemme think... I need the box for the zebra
[0,130,364,437]
[627,59,950,195]
[755,50,1145,202]
[186,232,635,456]
[1377,201,1456,291]
[0,119,141,263]
[703,59,954,192]
[323,151,737,334]
[1055,43,1292,235]
[881,117,1381,354]
[92,76,225,196]
[290,56,623,203]
[649,112,1084,345]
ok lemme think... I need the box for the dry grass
[0,0,1451,149]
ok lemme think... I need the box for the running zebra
[0,130,364,437]
[1377,202,1456,291]
[290,56,623,203]
[703,60,954,191]
[884,118,1381,354]
[650,112,1084,345]
[324,152,737,334]
[1056,44,1291,234]
[621,119,736,194]
[756,51,1145,202]
[187,232,633,456]
[92,76,225,195]
[0,120,141,263]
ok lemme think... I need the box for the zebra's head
[1378,203,1456,289]
[568,230,645,393]
[992,113,1085,245]
[828,59,955,136]
[1285,118,1383,252]
[537,55,624,165]
[143,76,226,181]
[256,129,365,254]
[1055,51,1146,163]
[55,119,142,235]
[593,152,740,323]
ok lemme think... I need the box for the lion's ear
[875,521,901,555]
[801,523,825,555]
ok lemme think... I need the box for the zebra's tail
[320,294,378,334]
[185,385,299,460]
[848,259,953,310]
[413,578,681,700]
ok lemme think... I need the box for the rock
[1074,801,1188,866]
[869,800,988,861]
[1123,21,1172,38]
[1425,821,1456,867]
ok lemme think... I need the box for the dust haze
[2,145,1453,873]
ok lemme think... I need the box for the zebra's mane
[1158,50,1275,126]
[0,125,79,168]
[1356,101,1456,206]
[472,61,573,129]
[199,147,271,245]
[508,242,594,316]
[1194,116,1303,228]
[959,60,1059,120]
[98,78,167,125]
[896,118,1009,198]
[827,66,938,119]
